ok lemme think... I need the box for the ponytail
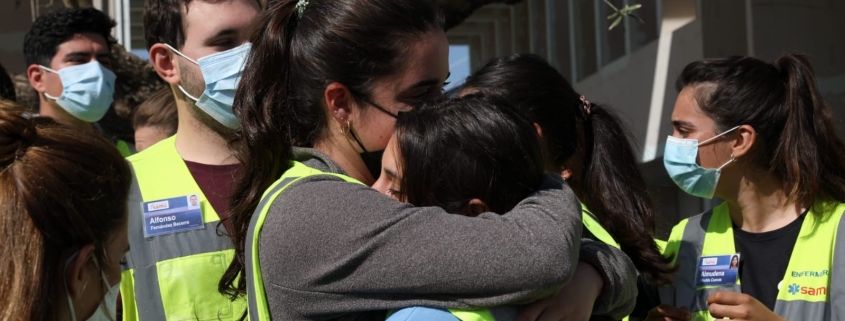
[463,54,676,285]
[581,105,676,286]
[772,54,845,207]
[221,0,298,300]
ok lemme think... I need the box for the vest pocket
[156,249,247,320]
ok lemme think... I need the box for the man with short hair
[23,8,135,154]
[120,0,259,320]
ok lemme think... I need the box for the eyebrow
[64,52,94,60]
[402,71,451,92]
[204,28,239,45]
[672,120,695,129]
[384,168,399,179]
[404,79,440,91]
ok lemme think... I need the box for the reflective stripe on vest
[582,203,620,248]
[246,162,360,320]
[582,204,645,321]
[448,308,497,321]
[660,201,845,321]
[121,135,246,321]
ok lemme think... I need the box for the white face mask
[65,252,121,321]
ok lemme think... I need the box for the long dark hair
[395,95,544,215]
[677,53,845,210]
[461,54,675,286]
[221,0,444,300]
[0,101,131,320]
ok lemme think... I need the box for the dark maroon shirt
[184,160,242,234]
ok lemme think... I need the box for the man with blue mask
[119,0,260,320]
[23,8,133,156]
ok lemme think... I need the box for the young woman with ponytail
[0,100,131,321]
[642,53,845,321]
[460,54,676,290]
[220,0,637,320]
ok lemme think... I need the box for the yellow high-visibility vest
[120,135,246,320]
[660,201,845,321]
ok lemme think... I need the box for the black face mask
[349,129,385,180]
[347,94,399,180]
[360,149,386,181]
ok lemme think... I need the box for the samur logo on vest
[788,283,828,296]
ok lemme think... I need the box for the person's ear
[730,125,756,159]
[464,198,491,217]
[149,44,181,85]
[27,64,48,94]
[65,244,97,298]
[559,167,572,181]
[325,82,355,127]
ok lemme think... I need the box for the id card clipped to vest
[141,194,205,238]
[697,254,741,286]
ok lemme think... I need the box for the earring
[340,120,351,137]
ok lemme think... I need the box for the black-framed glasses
[349,90,398,119]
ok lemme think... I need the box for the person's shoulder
[126,136,174,164]
[293,147,347,175]
[270,173,369,205]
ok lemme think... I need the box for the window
[569,0,661,80]
[112,0,147,59]
[129,0,144,50]
[597,0,627,66]
[445,44,471,92]
[571,0,598,81]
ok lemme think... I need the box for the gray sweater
[257,148,636,320]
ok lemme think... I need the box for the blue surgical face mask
[165,43,251,130]
[39,61,116,122]
[663,126,740,199]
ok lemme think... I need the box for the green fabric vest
[120,136,246,320]
[245,162,496,321]
[116,139,134,157]
[661,201,845,321]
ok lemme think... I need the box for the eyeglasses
[349,90,398,119]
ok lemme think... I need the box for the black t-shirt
[733,210,807,311]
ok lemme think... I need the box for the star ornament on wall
[604,0,645,31]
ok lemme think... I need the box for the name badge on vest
[697,254,740,286]
[141,194,205,238]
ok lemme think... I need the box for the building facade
[448,0,845,236]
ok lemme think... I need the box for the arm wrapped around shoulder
[580,240,638,319]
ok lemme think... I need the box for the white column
[642,0,697,162]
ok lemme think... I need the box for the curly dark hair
[23,8,116,67]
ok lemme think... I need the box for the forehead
[182,0,259,42]
[54,33,110,56]
[673,87,703,118]
[673,86,721,130]
[380,31,450,91]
